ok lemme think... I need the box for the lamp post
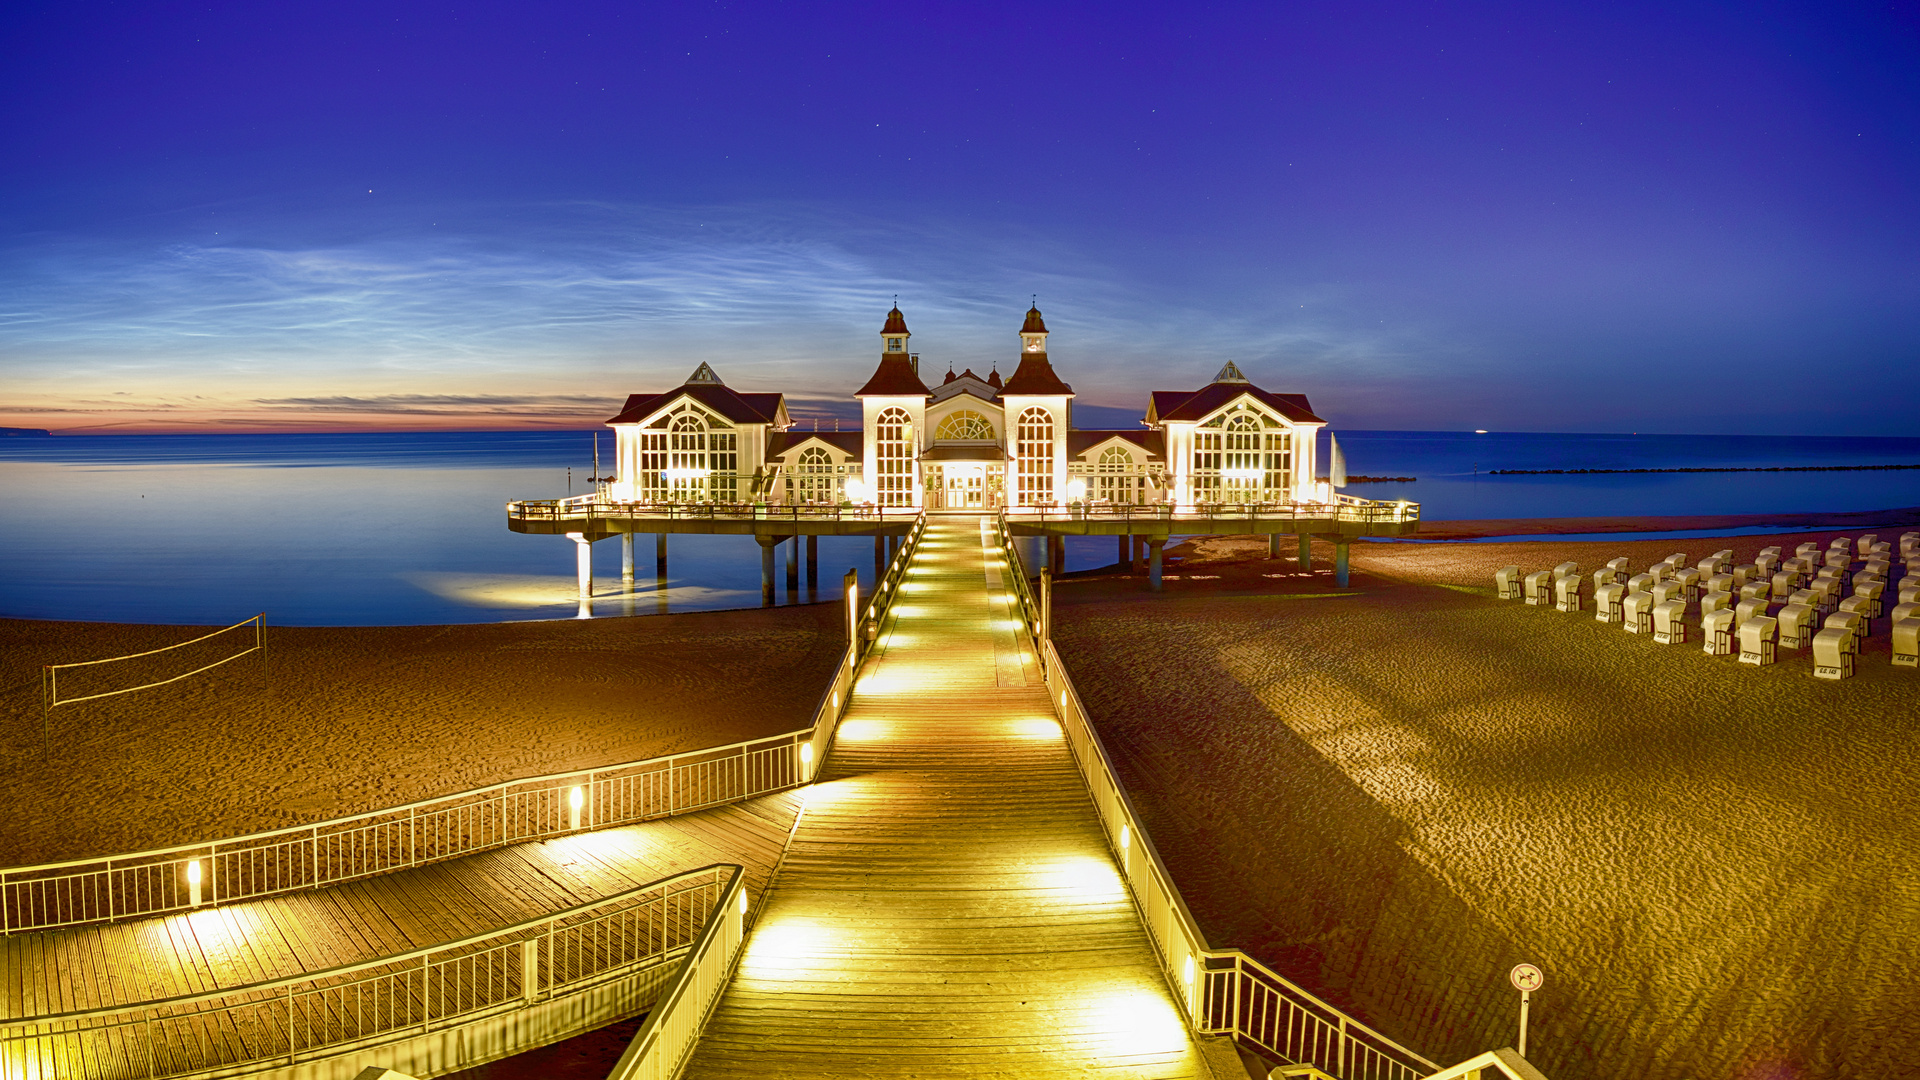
[1510,963,1543,1058]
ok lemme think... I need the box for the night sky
[4,2,1916,435]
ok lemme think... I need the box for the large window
[1016,407,1054,505]
[1095,446,1140,503]
[663,409,737,501]
[935,410,995,441]
[1193,409,1288,503]
[875,407,914,506]
[787,446,839,504]
[638,427,668,501]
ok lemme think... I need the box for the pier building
[508,303,1420,599]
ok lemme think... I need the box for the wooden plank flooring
[685,517,1210,1079]
[0,792,802,1023]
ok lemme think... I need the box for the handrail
[0,865,734,1079]
[507,497,925,523]
[2,515,928,938]
[999,498,1420,528]
[989,515,1437,1080]
[606,866,749,1080]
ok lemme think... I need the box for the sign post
[1510,963,1543,1058]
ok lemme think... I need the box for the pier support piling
[1298,533,1313,574]
[1117,533,1129,567]
[786,535,799,592]
[656,533,668,574]
[806,535,818,585]
[1335,540,1351,588]
[1147,538,1165,591]
[1269,533,1282,560]
[567,532,593,599]
[757,535,778,606]
[621,534,634,584]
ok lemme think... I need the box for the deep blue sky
[3,1,1916,434]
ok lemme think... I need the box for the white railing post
[522,937,539,1004]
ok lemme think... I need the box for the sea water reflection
[2,430,1917,625]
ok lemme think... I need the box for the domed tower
[854,303,931,507]
[1000,303,1075,507]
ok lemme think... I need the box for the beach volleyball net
[41,614,265,743]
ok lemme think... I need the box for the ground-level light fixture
[186,859,203,908]
[1067,478,1088,501]
[569,785,585,830]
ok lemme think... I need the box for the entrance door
[945,465,985,509]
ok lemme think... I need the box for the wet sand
[0,604,847,867]
[1053,520,1918,1079]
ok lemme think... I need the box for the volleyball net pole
[42,613,267,753]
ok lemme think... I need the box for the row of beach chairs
[1494,531,1919,679]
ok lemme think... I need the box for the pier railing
[0,515,929,937]
[990,518,1437,1080]
[0,865,735,1080]
[507,497,923,524]
[1002,496,1419,529]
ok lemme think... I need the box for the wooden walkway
[685,517,1212,1079]
[0,792,801,1023]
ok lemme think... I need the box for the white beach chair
[1672,567,1702,603]
[1812,626,1856,680]
[1702,608,1735,657]
[1648,563,1672,586]
[1859,533,1879,554]
[1555,573,1584,613]
[1731,564,1760,589]
[1861,561,1890,585]
[1704,573,1734,596]
[1595,582,1626,625]
[1495,566,1522,600]
[1738,582,1771,603]
[1893,617,1919,668]
[1552,561,1580,583]
[1524,570,1554,606]
[1901,532,1918,558]
[1606,557,1630,584]
[1591,568,1615,597]
[1795,542,1821,564]
[1755,553,1779,579]
[1699,591,1733,621]
[1627,572,1656,595]
[1809,580,1841,617]
[1652,580,1687,609]
[1892,601,1920,628]
[1826,610,1865,648]
[1652,599,1689,645]
[1624,590,1655,634]
[1770,571,1799,601]
[1900,583,1920,607]
[1738,616,1777,666]
[1776,603,1815,650]
[1854,579,1886,619]
[1734,596,1770,632]
[1837,595,1873,633]
[1696,555,1727,578]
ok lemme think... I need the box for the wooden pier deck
[1,793,801,1023]
[684,517,1211,1079]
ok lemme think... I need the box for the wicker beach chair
[1702,608,1735,657]
[1552,561,1579,582]
[1893,617,1919,668]
[1495,565,1522,600]
[1671,567,1702,603]
[1738,616,1778,666]
[1555,573,1584,613]
[1595,582,1626,625]
[1606,557,1630,584]
[1623,590,1656,634]
[1524,570,1554,606]
[1812,625,1856,680]
[1855,579,1886,619]
[1652,598,1688,645]
[1776,603,1815,650]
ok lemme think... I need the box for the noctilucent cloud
[3,2,1916,435]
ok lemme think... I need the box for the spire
[880,302,911,357]
[684,362,725,385]
[881,304,909,335]
[1211,360,1248,384]
[1003,303,1074,397]
[1021,303,1047,334]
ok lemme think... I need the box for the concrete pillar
[1118,533,1129,566]
[1148,538,1166,591]
[567,532,593,599]
[806,535,818,585]
[1336,541,1351,588]
[656,533,668,573]
[1051,535,1066,576]
[622,533,635,583]
[1130,533,1140,572]
[786,534,799,591]
[1298,533,1313,574]
[1269,533,1282,560]
[757,535,777,606]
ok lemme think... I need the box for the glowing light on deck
[739,917,835,974]
[1034,856,1125,903]
[1010,717,1061,740]
[835,719,890,741]
[1082,987,1192,1061]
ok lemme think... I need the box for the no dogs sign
[1510,964,1544,992]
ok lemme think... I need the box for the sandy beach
[1053,515,1918,1080]
[0,604,848,867]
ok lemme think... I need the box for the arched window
[1016,407,1054,505]
[1096,445,1137,504]
[669,413,708,499]
[1223,414,1263,503]
[935,410,996,441]
[875,407,914,506]
[794,446,835,504]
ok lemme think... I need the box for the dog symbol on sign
[1511,964,1543,992]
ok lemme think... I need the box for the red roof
[854,355,932,397]
[606,385,786,426]
[767,430,864,458]
[1000,352,1074,396]
[1068,430,1164,460]
[1022,305,1048,334]
[1147,383,1323,425]
[881,306,909,335]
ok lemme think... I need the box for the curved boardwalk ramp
[683,517,1210,1079]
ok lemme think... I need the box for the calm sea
[1,429,1916,626]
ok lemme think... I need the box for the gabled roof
[1068,430,1165,460]
[606,384,787,426]
[767,430,864,458]
[929,372,1001,405]
[1146,382,1324,425]
[854,355,932,397]
[1000,352,1074,396]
